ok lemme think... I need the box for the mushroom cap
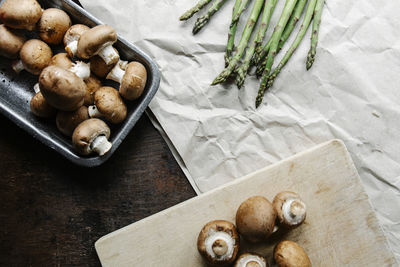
[0,0,42,30]
[93,86,127,124]
[234,253,268,267]
[197,220,240,266]
[39,65,87,111]
[274,241,311,267]
[0,24,26,59]
[49,53,73,69]
[77,25,117,59]
[30,91,56,118]
[90,53,117,78]
[20,39,53,75]
[120,61,147,101]
[63,24,90,45]
[72,118,110,156]
[273,191,306,229]
[235,196,277,243]
[84,74,102,105]
[38,8,72,45]
[56,106,89,137]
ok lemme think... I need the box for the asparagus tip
[306,50,315,70]
[193,16,209,34]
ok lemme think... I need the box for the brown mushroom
[234,253,268,267]
[274,241,311,267]
[12,39,52,75]
[49,52,73,69]
[0,0,42,31]
[106,60,147,100]
[72,118,112,156]
[197,220,240,266]
[56,106,89,137]
[49,52,90,80]
[30,91,56,118]
[235,196,277,243]
[63,24,90,58]
[273,191,306,229]
[77,25,119,65]
[37,8,71,45]
[88,86,127,124]
[90,53,117,78]
[84,74,102,105]
[39,65,86,111]
[0,24,26,59]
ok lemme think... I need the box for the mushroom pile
[196,191,311,266]
[0,0,148,157]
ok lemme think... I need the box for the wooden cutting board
[95,140,397,266]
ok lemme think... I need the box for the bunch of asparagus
[180,0,325,108]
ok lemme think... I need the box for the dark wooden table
[0,112,196,266]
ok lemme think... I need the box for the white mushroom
[197,220,240,266]
[273,191,306,229]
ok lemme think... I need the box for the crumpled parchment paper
[80,0,400,260]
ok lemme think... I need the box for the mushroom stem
[282,198,306,226]
[65,40,78,58]
[33,83,40,93]
[12,60,24,74]
[90,135,112,156]
[88,105,102,118]
[205,231,235,260]
[69,61,90,80]
[98,45,119,65]
[106,60,128,83]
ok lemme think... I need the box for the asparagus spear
[255,0,298,108]
[235,0,278,88]
[212,0,264,85]
[254,0,306,75]
[306,0,324,70]
[180,0,214,21]
[193,0,229,34]
[266,0,317,89]
[225,0,243,66]
[278,0,307,50]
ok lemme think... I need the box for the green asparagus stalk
[212,0,264,85]
[180,0,214,21]
[278,0,307,50]
[254,0,306,75]
[193,0,229,34]
[255,0,298,108]
[235,0,278,88]
[306,0,324,70]
[225,0,243,66]
[266,0,317,89]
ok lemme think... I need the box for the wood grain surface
[0,113,196,266]
[95,140,397,267]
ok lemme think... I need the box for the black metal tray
[0,0,160,167]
